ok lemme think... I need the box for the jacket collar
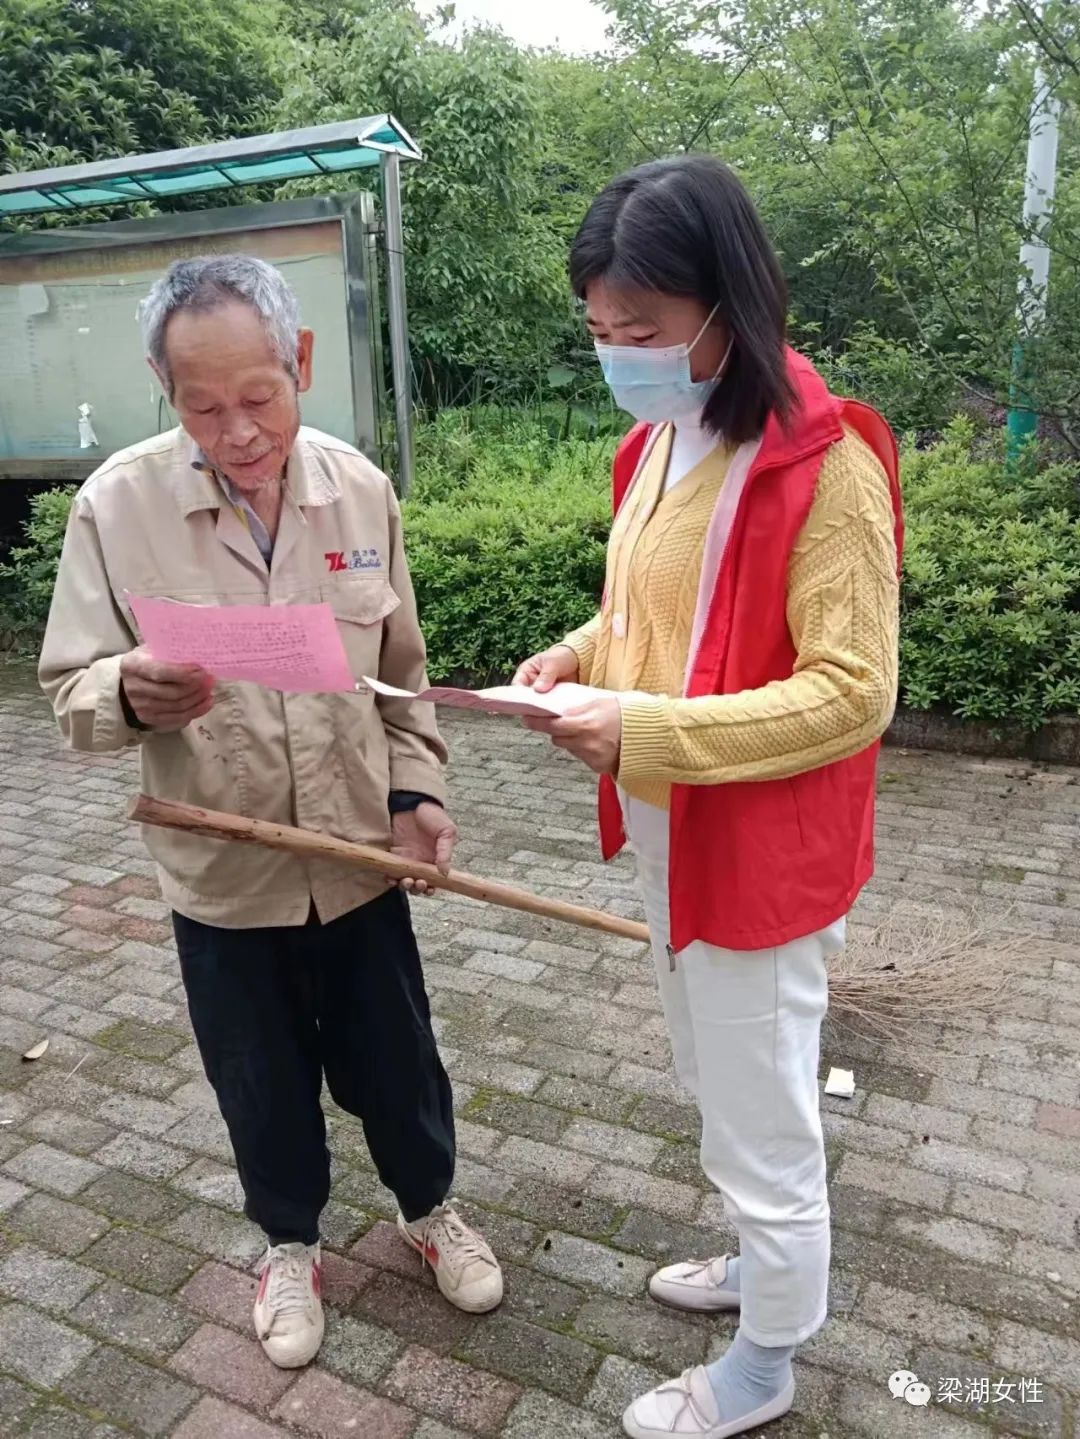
[174,428,342,517]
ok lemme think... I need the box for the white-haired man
[39,255,502,1369]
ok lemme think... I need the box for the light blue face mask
[594,303,731,424]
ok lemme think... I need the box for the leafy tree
[1,0,284,178]
[275,0,568,407]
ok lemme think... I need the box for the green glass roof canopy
[0,116,423,217]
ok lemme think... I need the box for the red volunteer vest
[598,349,903,952]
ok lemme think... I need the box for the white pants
[623,795,838,1347]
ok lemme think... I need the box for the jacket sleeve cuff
[561,629,596,680]
[616,693,673,784]
[388,759,448,808]
[91,654,144,752]
[389,790,443,815]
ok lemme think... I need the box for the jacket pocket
[326,577,400,628]
[325,578,400,686]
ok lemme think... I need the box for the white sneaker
[253,1241,324,1369]
[623,1366,795,1438]
[397,1199,503,1313]
[649,1255,741,1313]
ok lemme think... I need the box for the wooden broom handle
[128,794,650,945]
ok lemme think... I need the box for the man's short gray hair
[138,254,302,394]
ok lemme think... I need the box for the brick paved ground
[0,661,1078,1438]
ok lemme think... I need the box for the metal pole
[381,151,415,496]
[1007,65,1061,459]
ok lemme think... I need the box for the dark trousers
[173,889,455,1244]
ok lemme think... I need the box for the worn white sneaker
[623,1366,795,1438]
[253,1241,324,1369]
[649,1255,741,1313]
[397,1200,503,1313]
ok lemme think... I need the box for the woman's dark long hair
[570,155,795,443]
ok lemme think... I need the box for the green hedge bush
[3,409,1078,729]
[403,407,613,679]
[900,419,1080,729]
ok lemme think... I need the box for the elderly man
[39,254,502,1369]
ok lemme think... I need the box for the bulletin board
[0,193,383,481]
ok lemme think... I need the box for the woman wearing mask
[514,154,902,1439]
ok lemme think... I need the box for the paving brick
[586,1162,701,1221]
[470,1093,571,1145]
[504,1179,623,1240]
[573,1296,707,1371]
[497,1134,596,1188]
[801,1313,909,1383]
[926,1076,1038,1126]
[910,1136,1029,1190]
[317,1201,373,1254]
[0,1301,97,1384]
[169,1202,266,1267]
[165,1107,233,1162]
[82,1226,201,1294]
[353,1270,478,1353]
[80,1169,187,1226]
[21,1401,128,1439]
[458,1312,601,1400]
[465,949,547,983]
[503,1389,623,1439]
[172,1397,290,1439]
[535,1074,633,1124]
[351,1217,431,1280]
[0,1175,30,1213]
[319,1250,375,1310]
[3,1140,104,1197]
[521,1041,617,1082]
[950,1183,1076,1247]
[534,1232,651,1298]
[887,1213,1014,1266]
[562,1116,664,1169]
[444,1053,544,1096]
[23,1107,118,1156]
[1037,1101,1080,1139]
[382,1344,519,1434]
[92,1131,190,1181]
[836,1378,990,1438]
[993,1322,1080,1395]
[914,1347,1066,1439]
[863,1093,972,1142]
[180,1260,259,1330]
[584,1354,667,1423]
[96,1017,188,1061]
[62,1344,198,1435]
[72,1276,199,1358]
[618,1208,737,1265]
[0,1244,101,1314]
[501,1260,588,1328]
[0,1374,36,1431]
[854,1279,992,1353]
[273,1368,415,1438]
[170,1322,297,1411]
[1013,1240,1080,1298]
[834,1151,951,1210]
[978,1063,1080,1108]
[172,1157,245,1212]
[317,1312,402,1386]
[97,1090,188,1138]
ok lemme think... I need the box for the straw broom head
[825,903,1025,1041]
